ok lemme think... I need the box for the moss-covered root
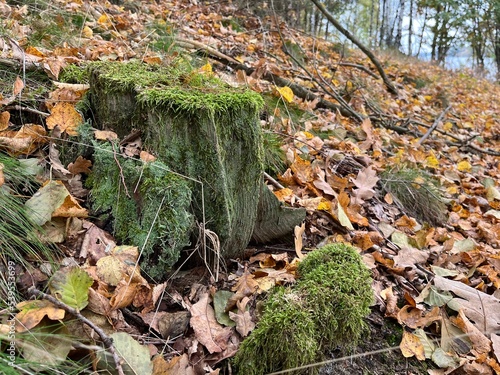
[233,287,319,375]
[233,243,373,375]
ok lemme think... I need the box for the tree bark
[309,0,398,95]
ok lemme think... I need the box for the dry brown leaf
[400,330,425,360]
[13,76,24,96]
[0,124,47,154]
[228,297,255,337]
[15,300,66,332]
[452,309,491,355]
[0,111,10,130]
[110,280,140,310]
[351,166,378,205]
[68,156,92,175]
[393,247,430,268]
[94,130,118,140]
[434,276,500,334]
[189,292,232,353]
[290,155,313,185]
[160,354,195,375]
[294,222,305,259]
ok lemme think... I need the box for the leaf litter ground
[1,0,500,374]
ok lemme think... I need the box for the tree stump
[89,61,264,260]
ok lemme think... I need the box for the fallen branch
[417,105,451,146]
[335,62,379,79]
[176,37,357,118]
[27,286,125,375]
[277,27,365,122]
[309,0,398,95]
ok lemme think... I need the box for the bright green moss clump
[234,243,373,375]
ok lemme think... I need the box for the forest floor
[1,0,500,374]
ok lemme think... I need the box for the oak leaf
[351,166,378,205]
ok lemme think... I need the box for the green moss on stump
[89,61,264,259]
[87,142,193,280]
[234,243,373,375]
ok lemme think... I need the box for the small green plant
[262,131,286,175]
[234,243,373,375]
[0,154,57,272]
[381,167,447,226]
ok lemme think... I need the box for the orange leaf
[46,102,83,136]
[0,111,9,131]
[13,76,24,96]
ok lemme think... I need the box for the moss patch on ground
[234,243,373,375]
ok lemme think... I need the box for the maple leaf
[351,166,378,205]
[46,102,83,136]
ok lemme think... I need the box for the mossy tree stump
[89,61,264,259]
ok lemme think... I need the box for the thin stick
[416,104,451,146]
[27,286,125,375]
[264,171,285,190]
[110,142,131,198]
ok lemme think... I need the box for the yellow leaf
[457,160,472,172]
[443,122,453,131]
[424,152,439,169]
[337,201,354,230]
[400,330,425,360]
[97,14,112,28]
[317,199,332,211]
[199,63,214,76]
[82,26,93,38]
[276,86,294,103]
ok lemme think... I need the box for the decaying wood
[252,180,306,244]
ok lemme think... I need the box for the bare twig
[264,171,285,190]
[7,105,50,117]
[27,286,125,375]
[335,62,379,79]
[110,142,131,198]
[416,105,451,146]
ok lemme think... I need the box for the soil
[319,309,435,375]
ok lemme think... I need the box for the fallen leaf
[351,166,378,205]
[400,330,425,360]
[276,85,294,103]
[46,102,83,136]
[294,222,305,259]
[228,297,255,337]
[68,156,92,175]
[15,300,66,332]
[189,292,232,353]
